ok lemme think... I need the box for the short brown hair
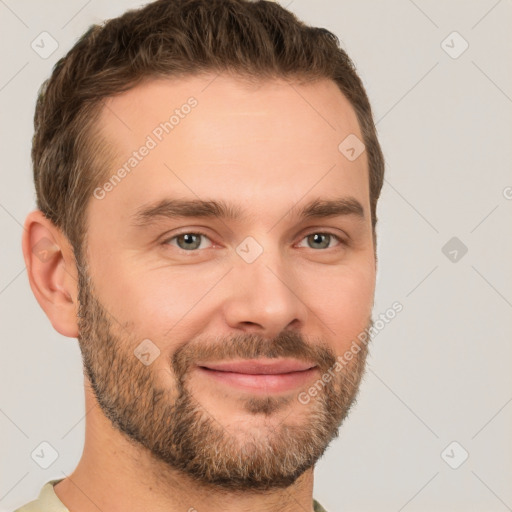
[32,0,385,265]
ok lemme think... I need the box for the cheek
[303,261,375,347]
[98,264,222,345]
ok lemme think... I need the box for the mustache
[171,330,337,384]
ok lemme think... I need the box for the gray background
[1,0,511,511]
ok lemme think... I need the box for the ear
[21,209,80,338]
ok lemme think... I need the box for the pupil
[310,233,328,249]
[180,233,200,250]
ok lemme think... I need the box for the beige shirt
[14,479,328,512]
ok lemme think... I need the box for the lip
[197,358,317,374]
[195,358,318,394]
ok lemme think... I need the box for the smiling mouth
[196,358,318,393]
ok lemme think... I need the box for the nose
[222,248,309,339]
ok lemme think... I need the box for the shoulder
[12,479,67,512]
[313,498,329,512]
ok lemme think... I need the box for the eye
[296,232,345,250]
[162,230,346,253]
[163,231,213,251]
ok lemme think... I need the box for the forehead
[91,73,369,225]
[99,73,363,146]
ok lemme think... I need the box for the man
[17,0,385,511]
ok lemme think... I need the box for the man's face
[77,74,376,490]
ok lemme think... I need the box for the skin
[22,73,376,512]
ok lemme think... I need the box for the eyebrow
[130,196,365,227]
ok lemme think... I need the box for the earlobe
[21,210,79,338]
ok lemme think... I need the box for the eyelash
[162,230,347,253]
